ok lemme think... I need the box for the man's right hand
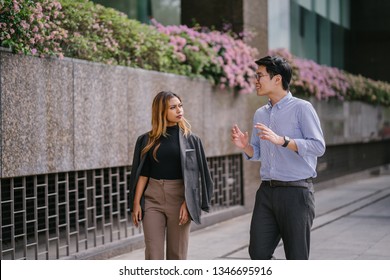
[231,124,249,149]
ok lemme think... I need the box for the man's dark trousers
[248,181,315,260]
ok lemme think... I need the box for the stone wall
[0,51,254,178]
[311,98,390,145]
[1,50,389,182]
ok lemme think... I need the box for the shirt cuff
[294,139,307,156]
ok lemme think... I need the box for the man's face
[254,65,273,96]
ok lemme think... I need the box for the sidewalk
[111,167,390,260]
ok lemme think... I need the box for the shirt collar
[266,92,292,110]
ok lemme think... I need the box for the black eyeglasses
[254,73,269,81]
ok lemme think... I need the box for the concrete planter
[0,51,254,178]
[1,51,389,179]
[309,98,390,145]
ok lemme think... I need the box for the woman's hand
[132,202,142,227]
[131,176,149,227]
[179,201,189,225]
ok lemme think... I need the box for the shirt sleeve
[294,102,326,157]
[244,113,261,161]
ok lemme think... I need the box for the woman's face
[166,97,183,126]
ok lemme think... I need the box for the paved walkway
[111,167,390,260]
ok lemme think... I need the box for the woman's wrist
[243,142,250,150]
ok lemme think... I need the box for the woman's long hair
[141,91,191,160]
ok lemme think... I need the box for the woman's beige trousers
[142,178,191,260]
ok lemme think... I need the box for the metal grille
[208,154,243,210]
[1,154,243,260]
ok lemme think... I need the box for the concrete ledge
[192,205,249,232]
[66,206,249,260]
[64,164,390,260]
[61,235,145,260]
[0,51,252,178]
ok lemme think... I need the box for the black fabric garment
[128,128,214,224]
[248,182,315,260]
[140,125,183,179]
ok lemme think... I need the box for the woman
[129,91,214,260]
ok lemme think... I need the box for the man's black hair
[255,56,292,91]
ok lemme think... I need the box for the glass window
[296,0,312,11]
[91,0,180,25]
[92,0,138,19]
[314,0,327,18]
[151,0,180,26]
[329,0,341,24]
[268,0,290,50]
[341,0,350,29]
[317,15,332,66]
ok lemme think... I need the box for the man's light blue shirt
[245,92,325,181]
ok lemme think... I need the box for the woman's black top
[140,125,183,179]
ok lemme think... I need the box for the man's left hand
[255,123,284,145]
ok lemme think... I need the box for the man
[231,55,325,260]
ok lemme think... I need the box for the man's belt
[262,178,313,188]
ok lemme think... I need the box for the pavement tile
[110,172,390,260]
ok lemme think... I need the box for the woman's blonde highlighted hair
[141,91,191,160]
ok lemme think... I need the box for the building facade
[270,0,390,83]
[93,0,390,83]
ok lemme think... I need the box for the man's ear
[275,74,282,85]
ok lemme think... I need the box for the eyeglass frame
[254,73,269,81]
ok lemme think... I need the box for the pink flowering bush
[0,0,67,58]
[270,48,349,101]
[270,49,390,106]
[344,73,390,106]
[1,0,258,93]
[2,1,388,104]
[153,20,259,94]
[58,0,185,73]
